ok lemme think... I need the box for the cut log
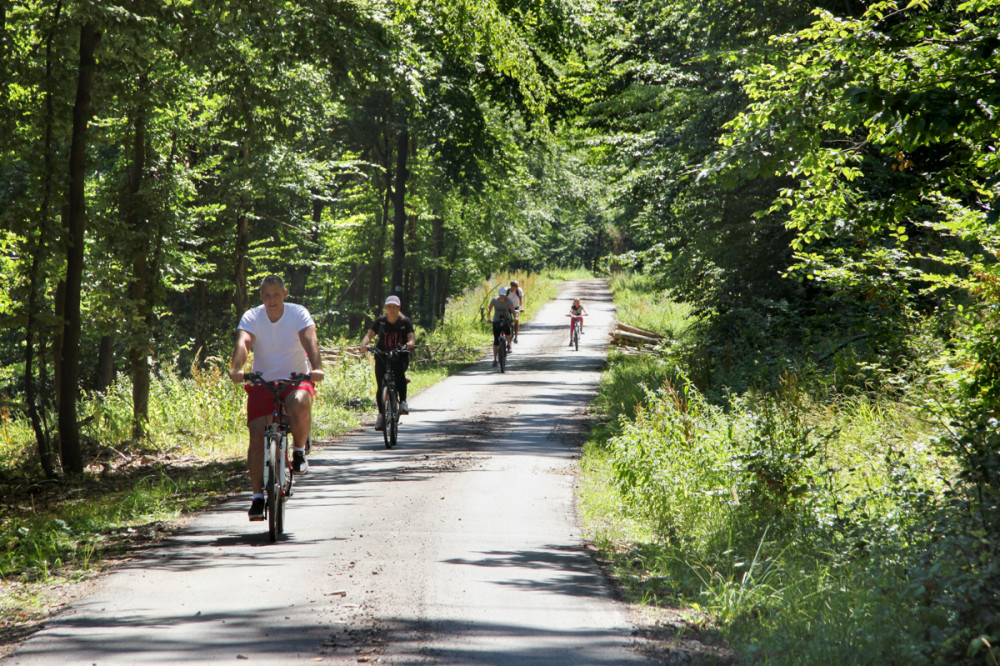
[614,322,664,339]
[611,330,663,345]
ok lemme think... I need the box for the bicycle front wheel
[266,436,280,542]
[574,325,580,351]
[384,387,398,449]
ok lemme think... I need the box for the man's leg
[246,415,268,520]
[285,389,313,449]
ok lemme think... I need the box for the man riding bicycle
[229,275,324,521]
[487,287,515,367]
[360,295,416,431]
[507,280,525,342]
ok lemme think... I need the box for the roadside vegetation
[580,274,993,664]
[0,269,577,644]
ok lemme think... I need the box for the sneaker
[514,335,518,343]
[400,400,409,415]
[293,449,308,474]
[248,497,265,521]
[374,413,385,431]
[493,360,498,367]
[507,345,512,353]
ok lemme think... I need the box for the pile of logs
[610,322,665,354]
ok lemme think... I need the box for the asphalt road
[5,278,653,665]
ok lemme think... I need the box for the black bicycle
[243,371,308,542]
[367,345,409,449]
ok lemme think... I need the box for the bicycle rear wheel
[266,436,280,542]
[275,437,288,536]
[499,337,507,373]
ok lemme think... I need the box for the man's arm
[229,329,254,383]
[486,302,494,319]
[298,325,324,382]
[406,331,416,350]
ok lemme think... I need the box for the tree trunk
[26,245,57,479]
[429,216,445,327]
[24,0,65,480]
[58,21,100,475]
[193,279,208,365]
[389,125,408,300]
[96,334,115,392]
[439,242,458,322]
[127,97,151,440]
[53,276,64,405]
[233,146,250,315]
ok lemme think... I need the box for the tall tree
[58,19,100,474]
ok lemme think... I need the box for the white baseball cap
[384,295,401,306]
[498,287,508,296]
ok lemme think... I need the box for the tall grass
[580,273,954,665]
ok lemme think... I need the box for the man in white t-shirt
[229,275,324,521]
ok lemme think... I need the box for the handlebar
[566,313,588,316]
[365,345,410,357]
[243,371,312,386]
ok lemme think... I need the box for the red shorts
[245,380,315,424]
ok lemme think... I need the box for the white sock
[293,447,305,453]
[253,493,264,500]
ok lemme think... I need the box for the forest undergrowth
[580,273,988,665]
[0,268,580,646]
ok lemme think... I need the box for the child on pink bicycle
[568,298,588,345]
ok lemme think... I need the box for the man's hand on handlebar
[310,368,325,383]
[229,369,245,384]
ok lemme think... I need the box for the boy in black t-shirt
[360,295,416,430]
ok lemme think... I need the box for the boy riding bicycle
[569,298,588,346]
[360,295,416,431]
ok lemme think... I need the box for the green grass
[578,272,954,665]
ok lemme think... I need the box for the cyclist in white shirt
[229,275,324,521]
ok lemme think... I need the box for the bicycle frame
[244,372,309,541]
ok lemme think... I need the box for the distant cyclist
[568,297,588,346]
[507,280,525,342]
[360,295,416,431]
[487,287,515,367]
[229,275,324,521]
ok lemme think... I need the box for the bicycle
[567,313,587,352]
[243,371,309,542]
[497,329,509,373]
[366,345,409,449]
